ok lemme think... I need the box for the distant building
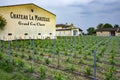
[96,28,120,36]
[56,23,82,36]
[0,3,56,40]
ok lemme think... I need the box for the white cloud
[100,0,118,3]
[35,0,94,7]
[0,0,92,7]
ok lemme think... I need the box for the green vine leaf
[0,15,7,30]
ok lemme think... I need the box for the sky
[0,0,120,33]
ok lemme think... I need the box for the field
[0,36,120,80]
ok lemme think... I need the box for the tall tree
[87,27,96,35]
[103,23,113,28]
[114,24,119,28]
[0,15,7,30]
[97,23,104,29]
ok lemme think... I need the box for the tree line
[87,23,120,35]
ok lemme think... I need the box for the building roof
[56,24,82,31]
[56,24,71,28]
[56,29,71,31]
[96,28,120,32]
[0,3,56,16]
